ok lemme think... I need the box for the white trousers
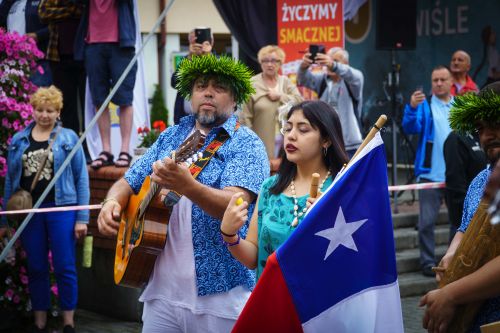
[141,298,237,333]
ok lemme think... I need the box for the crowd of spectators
[0,3,499,331]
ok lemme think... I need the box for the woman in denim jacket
[2,86,89,333]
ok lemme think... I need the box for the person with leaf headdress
[97,55,270,332]
[420,81,500,333]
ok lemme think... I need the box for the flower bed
[0,28,48,318]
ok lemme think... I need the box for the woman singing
[222,101,348,279]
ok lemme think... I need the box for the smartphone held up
[309,44,325,63]
[195,27,211,44]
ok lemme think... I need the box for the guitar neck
[137,130,205,215]
[139,181,161,215]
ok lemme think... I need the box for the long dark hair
[270,101,349,194]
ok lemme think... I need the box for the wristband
[220,227,237,238]
[221,233,240,247]
[101,197,119,207]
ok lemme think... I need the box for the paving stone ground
[402,296,427,333]
[67,295,426,333]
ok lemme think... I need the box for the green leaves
[449,91,500,133]
[175,54,255,105]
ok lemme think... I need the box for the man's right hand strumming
[97,178,134,236]
[97,198,122,236]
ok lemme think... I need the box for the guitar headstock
[174,130,206,162]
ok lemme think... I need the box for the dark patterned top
[458,167,500,333]
[20,134,55,203]
[124,114,270,296]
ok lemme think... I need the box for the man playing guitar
[97,55,270,332]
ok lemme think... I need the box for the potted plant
[134,85,169,156]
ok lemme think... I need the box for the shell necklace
[290,171,331,227]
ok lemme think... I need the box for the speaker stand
[388,50,401,214]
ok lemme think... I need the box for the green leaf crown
[449,90,500,133]
[175,54,255,105]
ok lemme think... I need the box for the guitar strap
[163,122,240,206]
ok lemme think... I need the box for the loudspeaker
[376,0,417,50]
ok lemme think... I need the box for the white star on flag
[315,207,368,260]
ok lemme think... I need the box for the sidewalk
[74,309,141,333]
[48,295,426,333]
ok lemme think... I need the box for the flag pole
[346,115,387,167]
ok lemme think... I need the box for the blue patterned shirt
[458,168,491,233]
[457,167,500,333]
[124,115,270,296]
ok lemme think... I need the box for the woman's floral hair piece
[278,101,295,134]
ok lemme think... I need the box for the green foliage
[150,84,168,127]
[175,54,255,105]
[449,91,500,133]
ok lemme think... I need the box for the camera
[309,44,325,62]
[195,27,211,44]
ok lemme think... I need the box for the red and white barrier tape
[0,182,446,215]
[0,204,102,215]
[388,182,445,192]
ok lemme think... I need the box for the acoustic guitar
[114,130,205,288]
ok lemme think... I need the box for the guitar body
[114,176,169,288]
[113,129,205,289]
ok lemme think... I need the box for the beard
[491,152,499,167]
[195,108,232,128]
[484,140,500,165]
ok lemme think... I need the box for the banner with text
[277,1,344,71]
[277,0,344,97]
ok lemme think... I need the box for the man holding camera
[172,28,214,124]
[297,47,364,157]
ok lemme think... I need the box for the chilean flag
[233,133,404,333]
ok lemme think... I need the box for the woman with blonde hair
[240,45,303,158]
[2,86,89,333]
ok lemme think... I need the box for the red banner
[277,0,344,80]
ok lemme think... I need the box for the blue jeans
[20,203,78,311]
[418,181,445,268]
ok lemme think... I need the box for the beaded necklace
[290,171,331,227]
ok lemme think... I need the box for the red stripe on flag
[232,252,303,333]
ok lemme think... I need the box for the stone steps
[392,209,448,229]
[392,208,449,298]
[396,244,448,274]
[393,224,449,251]
[398,271,439,297]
